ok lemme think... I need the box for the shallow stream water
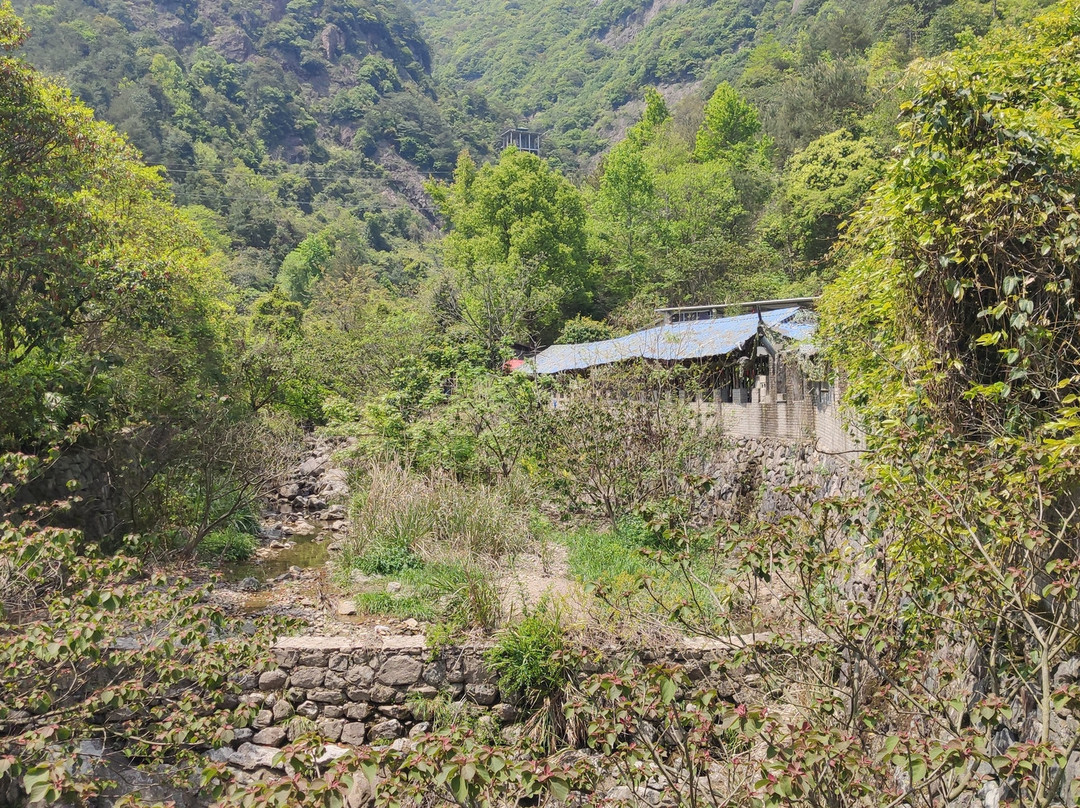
[223,530,331,582]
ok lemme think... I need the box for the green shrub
[282,378,327,425]
[322,393,361,425]
[555,315,614,345]
[405,691,502,742]
[197,528,257,562]
[355,542,424,575]
[485,609,569,708]
[231,506,260,536]
[355,591,436,621]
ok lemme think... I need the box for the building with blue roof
[520,299,859,450]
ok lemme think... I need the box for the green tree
[631,86,671,145]
[824,0,1080,436]
[693,82,762,162]
[278,233,332,302]
[780,129,881,262]
[0,14,158,373]
[595,140,657,293]
[0,5,238,452]
[432,148,591,352]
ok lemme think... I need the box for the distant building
[498,128,542,155]
[520,298,860,451]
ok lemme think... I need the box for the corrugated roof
[769,318,817,343]
[529,307,814,375]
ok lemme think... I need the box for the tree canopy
[432,148,591,352]
[823,0,1080,438]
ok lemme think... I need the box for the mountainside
[407,0,1032,167]
[10,0,512,292]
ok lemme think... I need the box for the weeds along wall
[229,634,761,767]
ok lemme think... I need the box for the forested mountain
[8,0,1058,397]
[9,0,1080,801]
[408,0,1042,167]
[13,0,1050,318]
[10,0,512,297]
[5,0,1062,413]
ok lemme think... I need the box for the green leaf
[547,777,571,801]
[23,768,55,804]
[910,756,927,782]
[660,677,677,703]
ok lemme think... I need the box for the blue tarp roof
[528,307,815,375]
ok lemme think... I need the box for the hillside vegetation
[5,0,1080,803]
[10,0,510,299]
[407,0,1048,166]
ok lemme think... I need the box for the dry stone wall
[703,437,860,523]
[237,635,504,754]
[225,633,760,774]
[11,449,117,540]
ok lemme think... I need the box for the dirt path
[497,542,584,619]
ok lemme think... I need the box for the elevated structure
[527,307,815,376]
[656,297,819,323]
[498,128,541,155]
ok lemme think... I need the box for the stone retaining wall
[11,449,117,540]
[242,635,505,749]
[703,437,860,523]
[232,633,757,767]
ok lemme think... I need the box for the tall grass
[340,461,531,630]
[557,517,730,630]
[402,561,503,631]
[344,461,529,570]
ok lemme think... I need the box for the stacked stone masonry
[242,635,506,749]
[239,634,760,753]
[702,437,860,523]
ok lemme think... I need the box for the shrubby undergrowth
[6,0,1080,801]
[0,521,296,805]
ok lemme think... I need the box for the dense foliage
[0,523,290,806]
[7,0,1080,801]
[10,0,508,302]
[406,0,1044,166]
[824,0,1080,437]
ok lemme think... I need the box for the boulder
[309,688,346,705]
[317,718,345,742]
[230,743,280,771]
[368,684,400,704]
[341,722,367,745]
[345,665,375,687]
[252,709,273,729]
[259,669,288,691]
[272,700,294,722]
[289,666,326,689]
[368,719,404,740]
[466,683,499,706]
[297,456,326,477]
[345,703,371,721]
